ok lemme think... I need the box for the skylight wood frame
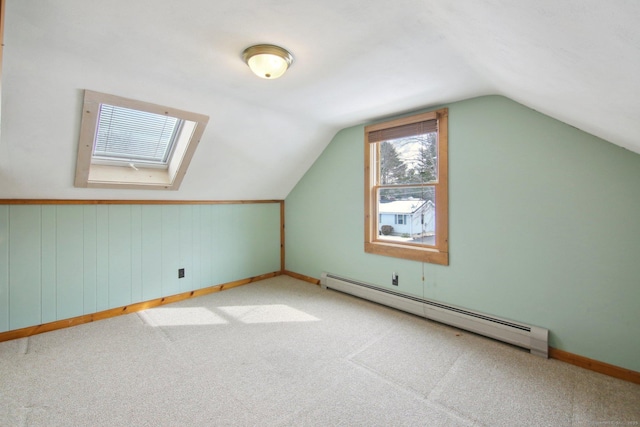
[75,90,209,190]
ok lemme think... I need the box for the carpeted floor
[1,275,638,426]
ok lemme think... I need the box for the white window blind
[93,104,183,165]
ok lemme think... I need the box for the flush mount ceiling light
[242,44,294,79]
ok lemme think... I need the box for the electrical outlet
[392,273,398,286]
[178,268,185,278]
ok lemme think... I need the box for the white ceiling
[2,0,639,200]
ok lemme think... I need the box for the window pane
[379,132,437,185]
[377,187,436,245]
[93,104,182,164]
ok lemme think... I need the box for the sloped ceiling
[2,0,639,200]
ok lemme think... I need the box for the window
[75,90,209,190]
[93,105,182,166]
[364,108,448,265]
[395,214,406,225]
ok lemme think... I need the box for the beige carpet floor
[1,275,638,426]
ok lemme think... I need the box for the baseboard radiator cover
[320,272,548,358]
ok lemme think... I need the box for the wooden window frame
[364,108,449,265]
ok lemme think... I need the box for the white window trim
[75,90,209,190]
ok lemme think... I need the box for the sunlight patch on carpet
[142,307,229,326]
[217,304,320,324]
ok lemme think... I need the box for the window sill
[365,241,449,265]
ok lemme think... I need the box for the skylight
[93,104,183,166]
[75,90,209,190]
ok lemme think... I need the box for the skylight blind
[93,104,182,164]
[368,119,437,143]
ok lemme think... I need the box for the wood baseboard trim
[549,347,640,385]
[283,270,321,285]
[0,271,281,343]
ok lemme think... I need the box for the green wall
[285,95,640,372]
[0,203,281,332]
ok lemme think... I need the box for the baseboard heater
[320,272,548,358]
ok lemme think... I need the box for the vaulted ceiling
[2,1,639,200]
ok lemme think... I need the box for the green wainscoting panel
[179,205,194,293]
[108,205,133,308]
[0,202,281,334]
[247,203,280,277]
[228,205,242,281]
[96,205,110,311]
[161,205,180,296]
[57,206,85,320]
[41,206,57,323]
[228,204,240,281]
[141,206,162,301]
[83,206,97,314]
[236,204,253,277]
[210,205,222,283]
[190,206,201,290]
[0,206,8,332]
[130,205,143,303]
[215,204,234,284]
[199,206,213,289]
[9,206,42,329]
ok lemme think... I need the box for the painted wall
[0,203,281,332]
[285,95,640,372]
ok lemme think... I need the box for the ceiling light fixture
[242,44,294,79]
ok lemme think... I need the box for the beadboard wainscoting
[0,202,282,333]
